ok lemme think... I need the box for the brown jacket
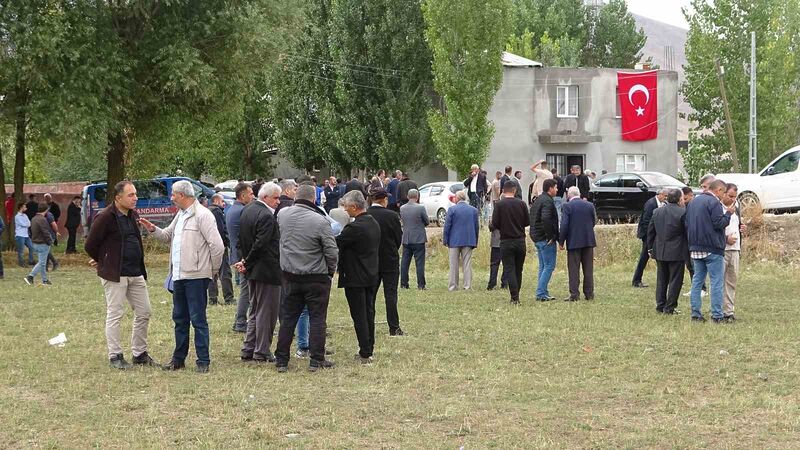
[151,200,224,280]
[30,214,53,246]
[85,203,147,282]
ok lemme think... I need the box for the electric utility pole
[748,31,758,174]
[716,58,740,172]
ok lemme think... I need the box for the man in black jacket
[463,164,487,211]
[65,196,82,254]
[275,179,296,216]
[207,194,234,305]
[345,177,366,196]
[563,165,591,200]
[234,182,282,363]
[646,189,688,314]
[529,179,559,302]
[396,173,418,208]
[365,188,404,336]
[632,188,667,288]
[491,181,530,304]
[323,177,342,213]
[336,190,381,363]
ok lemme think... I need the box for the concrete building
[480,53,679,200]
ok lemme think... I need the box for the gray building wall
[484,67,678,200]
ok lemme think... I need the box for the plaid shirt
[691,251,711,260]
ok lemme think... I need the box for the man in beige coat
[140,180,224,373]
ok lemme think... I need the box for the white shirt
[171,203,195,281]
[470,175,478,193]
[656,198,665,208]
[15,212,31,238]
[258,199,275,215]
[725,202,741,251]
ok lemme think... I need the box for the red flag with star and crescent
[618,70,658,141]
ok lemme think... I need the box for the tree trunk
[11,102,27,249]
[243,140,253,179]
[106,131,127,203]
[0,126,8,249]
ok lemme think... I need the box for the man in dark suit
[386,171,401,212]
[632,188,668,288]
[563,165,591,200]
[345,177,366,196]
[491,181,530,304]
[400,189,429,290]
[324,177,342,213]
[65,196,82,254]
[336,190,381,364]
[234,182,282,363]
[558,186,597,301]
[463,164,487,211]
[396,173,418,208]
[646,188,688,314]
[499,165,513,192]
[365,188,404,336]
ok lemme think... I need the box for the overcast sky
[625,0,694,29]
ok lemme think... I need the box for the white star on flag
[635,106,645,116]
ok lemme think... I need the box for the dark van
[81,177,215,231]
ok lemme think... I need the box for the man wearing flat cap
[365,187,405,336]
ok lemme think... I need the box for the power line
[280,52,410,74]
[279,66,407,93]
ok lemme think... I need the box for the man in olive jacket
[336,190,381,364]
[85,181,158,370]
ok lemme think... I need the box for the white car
[717,146,800,212]
[418,181,465,226]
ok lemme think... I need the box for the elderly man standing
[336,191,381,364]
[400,189,429,291]
[140,180,224,373]
[366,188,404,336]
[443,190,479,291]
[686,179,735,323]
[226,182,254,333]
[275,185,339,372]
[235,182,282,363]
[632,188,668,288]
[721,183,744,322]
[207,194,234,305]
[646,189,688,314]
[558,187,597,301]
[85,181,158,369]
[463,164,487,211]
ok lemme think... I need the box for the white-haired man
[140,180,224,373]
[464,164,487,211]
[443,190,479,291]
[559,186,597,301]
[632,188,668,288]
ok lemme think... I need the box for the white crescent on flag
[627,84,650,105]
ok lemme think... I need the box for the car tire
[738,192,760,212]
[436,208,447,227]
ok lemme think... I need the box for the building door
[546,154,585,177]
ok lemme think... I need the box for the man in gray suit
[399,189,429,290]
[646,188,689,315]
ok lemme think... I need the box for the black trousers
[66,226,78,253]
[500,239,526,301]
[345,286,378,358]
[632,238,649,284]
[275,278,332,364]
[656,260,684,313]
[377,271,400,331]
[487,247,508,289]
[567,247,594,300]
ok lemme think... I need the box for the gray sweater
[276,202,339,278]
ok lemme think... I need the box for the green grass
[1,242,799,448]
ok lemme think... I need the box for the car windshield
[640,173,686,187]
[449,183,462,193]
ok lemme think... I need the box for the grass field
[1,235,799,448]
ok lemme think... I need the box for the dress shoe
[196,363,210,373]
[389,328,405,337]
[42,280,53,286]
[691,316,707,323]
[132,352,160,367]
[632,282,649,288]
[209,299,219,305]
[231,325,246,333]
[585,296,594,301]
[724,315,736,323]
[276,365,288,373]
[162,359,186,371]
[241,355,254,363]
[308,359,335,372]
[510,299,520,305]
[109,353,133,370]
[712,317,727,324]
[354,354,373,365]
[400,285,410,289]
[254,352,276,363]
[564,297,579,302]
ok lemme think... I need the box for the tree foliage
[682,0,800,176]
[423,0,512,176]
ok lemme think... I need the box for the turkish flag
[618,70,658,141]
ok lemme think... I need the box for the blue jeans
[400,243,426,289]
[553,196,564,224]
[690,254,725,319]
[16,236,34,265]
[535,240,557,298]
[172,278,211,365]
[296,306,309,350]
[29,243,50,282]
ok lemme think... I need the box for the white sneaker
[701,290,708,297]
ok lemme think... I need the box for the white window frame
[616,154,646,172]
[556,85,579,118]
[614,85,622,118]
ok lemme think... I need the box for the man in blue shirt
[226,182,254,332]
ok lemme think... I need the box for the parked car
[81,176,215,231]
[589,171,699,221]
[218,190,236,207]
[716,145,800,212]
[418,181,464,226]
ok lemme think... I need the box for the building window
[615,85,622,118]
[616,154,646,172]
[556,85,578,118]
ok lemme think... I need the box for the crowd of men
[0,164,747,373]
